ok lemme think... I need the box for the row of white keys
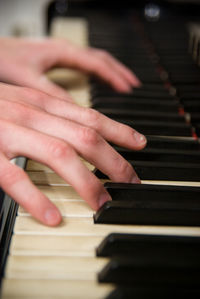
[3,179,200,299]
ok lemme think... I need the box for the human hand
[0,38,141,101]
[0,83,146,226]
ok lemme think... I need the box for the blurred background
[0,0,200,38]
[0,0,50,37]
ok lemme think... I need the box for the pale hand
[0,38,141,101]
[0,38,146,226]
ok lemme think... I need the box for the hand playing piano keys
[0,38,146,226]
[0,38,141,98]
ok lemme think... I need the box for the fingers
[0,85,146,150]
[77,107,147,150]
[49,103,147,151]
[0,38,140,98]
[0,102,141,183]
[0,84,147,151]
[0,120,112,213]
[0,151,62,226]
[50,40,141,92]
[44,102,146,151]
[101,52,141,87]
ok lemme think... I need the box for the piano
[1,0,200,297]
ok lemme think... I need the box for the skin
[0,38,146,226]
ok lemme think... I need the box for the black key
[182,100,200,113]
[177,85,200,94]
[91,82,168,92]
[190,113,200,125]
[170,74,200,84]
[98,108,185,123]
[106,286,200,299]
[92,97,179,113]
[133,72,162,84]
[97,232,200,258]
[180,95,200,100]
[95,160,200,181]
[94,198,200,226]
[104,182,200,202]
[91,89,173,100]
[114,147,200,163]
[113,120,192,137]
[133,83,170,91]
[98,257,200,286]
[146,136,200,150]
[196,124,200,137]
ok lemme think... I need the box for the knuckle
[11,102,31,124]
[22,87,46,108]
[2,166,25,187]
[78,126,100,146]
[85,108,101,129]
[15,102,40,126]
[47,139,73,160]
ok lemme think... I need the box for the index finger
[49,40,141,93]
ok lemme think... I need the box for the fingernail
[45,208,61,226]
[133,132,147,145]
[99,192,112,208]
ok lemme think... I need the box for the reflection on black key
[98,257,200,286]
[94,199,200,226]
[97,233,200,258]
[95,160,200,181]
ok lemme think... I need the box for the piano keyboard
[2,3,200,298]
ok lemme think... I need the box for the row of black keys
[94,135,200,226]
[92,97,199,140]
[91,83,200,137]
[95,183,200,297]
[143,21,200,135]
[89,14,200,299]
[97,231,200,298]
[94,182,200,226]
[90,19,200,136]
